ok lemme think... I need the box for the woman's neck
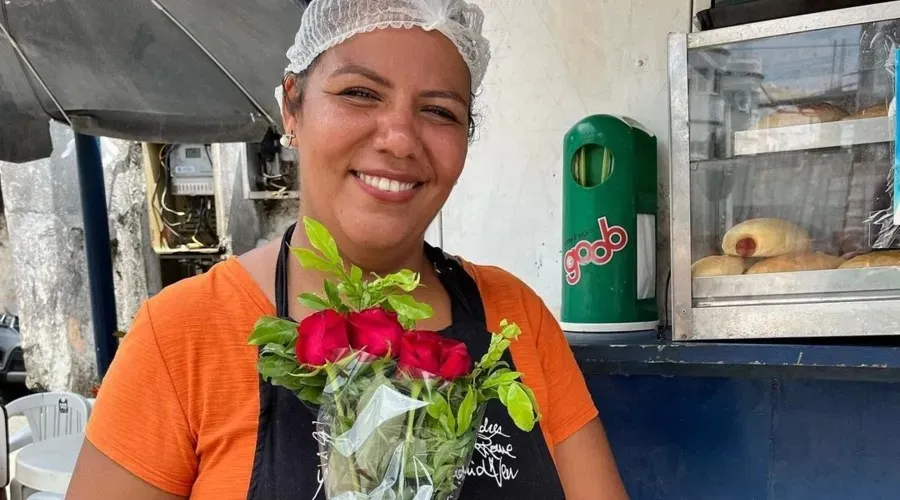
[288,218,430,280]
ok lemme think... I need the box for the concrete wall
[0,197,18,316]
[0,123,160,393]
[212,143,298,251]
[441,0,693,317]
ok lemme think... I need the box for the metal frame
[668,32,693,340]
[668,3,900,341]
[688,1,900,48]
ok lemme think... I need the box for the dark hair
[281,57,480,140]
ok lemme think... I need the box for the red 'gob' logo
[564,217,628,286]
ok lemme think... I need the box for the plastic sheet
[315,356,483,500]
[0,0,303,162]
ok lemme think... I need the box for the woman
[68,0,628,498]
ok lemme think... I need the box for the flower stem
[398,381,423,497]
[326,365,361,493]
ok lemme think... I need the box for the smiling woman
[66,1,629,499]
[282,27,474,272]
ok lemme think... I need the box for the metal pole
[74,133,118,378]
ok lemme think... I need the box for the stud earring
[279,133,295,148]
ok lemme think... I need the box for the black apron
[247,223,566,499]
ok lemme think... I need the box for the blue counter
[572,335,900,499]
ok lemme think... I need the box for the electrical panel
[169,144,214,196]
[142,143,223,255]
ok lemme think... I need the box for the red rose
[437,338,471,381]
[347,308,404,358]
[399,331,472,380]
[295,310,350,366]
[399,331,444,377]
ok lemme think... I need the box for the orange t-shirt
[86,258,597,498]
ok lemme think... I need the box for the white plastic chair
[5,393,90,500]
[5,393,90,453]
[0,403,9,500]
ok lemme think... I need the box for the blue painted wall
[587,375,900,500]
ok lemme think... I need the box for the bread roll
[753,103,846,129]
[841,104,888,121]
[838,250,900,269]
[746,252,844,274]
[722,218,811,258]
[691,256,751,277]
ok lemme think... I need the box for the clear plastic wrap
[315,355,484,500]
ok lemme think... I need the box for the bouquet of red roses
[248,218,540,500]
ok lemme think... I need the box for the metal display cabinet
[668,3,900,341]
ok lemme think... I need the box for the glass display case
[668,3,900,340]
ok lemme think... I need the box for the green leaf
[248,316,298,345]
[298,385,324,405]
[383,269,420,292]
[499,320,521,340]
[505,382,536,432]
[256,356,298,382]
[387,295,434,320]
[427,393,451,420]
[521,383,542,421]
[286,371,327,387]
[360,290,373,310]
[439,411,457,437]
[291,248,339,274]
[297,293,328,311]
[403,438,431,478]
[497,383,511,406]
[399,316,415,331]
[283,366,324,379]
[482,369,522,389]
[477,335,510,369]
[303,217,342,266]
[433,463,458,487]
[428,392,457,437]
[350,265,363,284]
[323,279,342,308]
[456,386,477,437]
[260,343,296,362]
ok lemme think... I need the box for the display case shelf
[733,117,893,157]
[692,267,900,301]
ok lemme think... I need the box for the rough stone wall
[0,195,18,316]
[259,200,299,244]
[0,122,159,393]
[0,123,98,393]
[105,140,162,329]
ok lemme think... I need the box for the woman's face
[282,28,471,264]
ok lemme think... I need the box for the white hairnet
[283,0,491,92]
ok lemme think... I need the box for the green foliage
[291,216,433,328]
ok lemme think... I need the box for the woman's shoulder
[455,257,544,308]
[132,258,274,362]
[459,258,550,338]
[144,258,274,326]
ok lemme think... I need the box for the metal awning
[0,0,306,163]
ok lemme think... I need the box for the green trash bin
[560,115,658,333]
